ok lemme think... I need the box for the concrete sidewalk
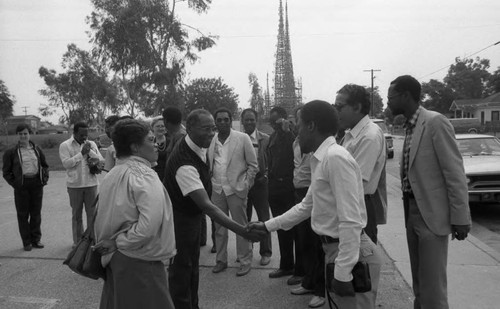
[1,170,499,308]
[379,173,500,309]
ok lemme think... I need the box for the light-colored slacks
[212,190,253,266]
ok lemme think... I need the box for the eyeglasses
[334,103,349,111]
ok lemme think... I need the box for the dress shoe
[260,256,271,266]
[236,264,251,277]
[268,268,294,278]
[290,286,314,295]
[210,246,217,253]
[287,275,303,285]
[212,262,228,273]
[308,296,325,308]
[23,244,32,251]
[31,241,45,249]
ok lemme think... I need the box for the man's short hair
[162,106,182,125]
[186,109,212,130]
[337,84,371,115]
[300,100,339,136]
[105,115,120,127]
[391,75,421,102]
[270,106,287,119]
[213,107,232,122]
[112,119,150,158]
[241,108,258,120]
[16,124,32,134]
[73,122,88,133]
[119,115,133,121]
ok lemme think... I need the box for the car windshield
[374,121,389,133]
[456,137,500,156]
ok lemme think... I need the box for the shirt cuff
[264,218,279,232]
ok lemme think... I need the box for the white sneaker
[308,296,325,308]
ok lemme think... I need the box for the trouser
[14,177,44,246]
[212,190,253,266]
[293,187,310,277]
[268,191,296,270]
[200,215,216,247]
[299,219,325,297]
[405,195,449,309]
[364,194,379,244]
[323,233,382,309]
[100,251,174,309]
[246,179,272,257]
[169,211,202,309]
[67,186,98,245]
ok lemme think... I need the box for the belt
[320,229,365,244]
[23,174,38,179]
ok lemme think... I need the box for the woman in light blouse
[94,119,176,309]
[2,124,49,251]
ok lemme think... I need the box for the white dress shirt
[342,115,386,195]
[211,132,234,195]
[265,136,366,282]
[59,136,103,188]
[293,138,312,189]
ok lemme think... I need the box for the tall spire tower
[274,0,297,114]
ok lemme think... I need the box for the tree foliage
[421,79,455,114]
[0,79,15,120]
[486,67,500,95]
[364,86,383,117]
[38,44,119,125]
[184,77,239,116]
[443,57,491,99]
[248,73,264,116]
[87,0,217,116]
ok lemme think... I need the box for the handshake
[242,221,269,242]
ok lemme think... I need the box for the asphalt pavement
[1,152,499,308]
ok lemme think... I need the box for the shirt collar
[250,130,257,141]
[345,115,371,138]
[312,136,337,162]
[117,155,152,168]
[404,106,422,129]
[186,134,207,162]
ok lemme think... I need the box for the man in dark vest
[164,109,265,309]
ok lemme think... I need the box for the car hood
[462,156,500,175]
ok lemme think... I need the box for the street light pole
[364,69,381,117]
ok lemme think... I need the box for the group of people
[2,74,472,309]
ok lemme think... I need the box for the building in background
[5,115,40,135]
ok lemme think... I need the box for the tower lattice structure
[274,0,297,115]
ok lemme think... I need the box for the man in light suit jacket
[208,108,259,277]
[241,108,273,266]
[388,75,471,309]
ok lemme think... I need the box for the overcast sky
[1,0,499,123]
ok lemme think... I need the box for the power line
[418,40,500,80]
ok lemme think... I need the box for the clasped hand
[244,221,269,242]
[92,239,117,255]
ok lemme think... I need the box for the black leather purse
[326,260,372,293]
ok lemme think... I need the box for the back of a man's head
[300,100,339,136]
[391,75,421,102]
[162,106,182,125]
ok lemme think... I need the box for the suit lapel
[208,134,217,171]
[408,109,426,170]
[226,131,237,165]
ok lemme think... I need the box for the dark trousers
[293,187,325,295]
[169,211,202,309]
[13,177,43,246]
[364,194,379,244]
[246,179,272,257]
[67,186,98,245]
[200,215,216,247]
[100,251,174,309]
[268,191,295,271]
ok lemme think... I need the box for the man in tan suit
[208,108,259,277]
[387,75,471,309]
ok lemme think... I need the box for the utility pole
[363,69,381,117]
[21,106,29,116]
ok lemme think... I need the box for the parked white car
[455,134,500,204]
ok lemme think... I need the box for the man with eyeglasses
[208,108,258,277]
[164,109,264,309]
[387,75,471,309]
